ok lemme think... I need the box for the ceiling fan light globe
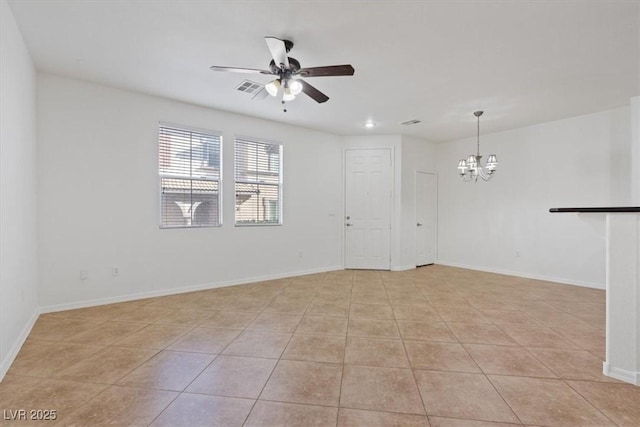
[282,89,295,101]
[288,79,303,95]
[265,79,280,97]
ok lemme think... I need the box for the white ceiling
[8,0,639,141]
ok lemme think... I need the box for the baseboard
[391,265,416,272]
[602,361,640,386]
[0,308,40,382]
[436,260,604,290]
[40,265,345,314]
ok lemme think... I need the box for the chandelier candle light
[457,111,498,182]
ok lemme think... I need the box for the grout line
[382,271,430,418]
[483,373,525,425]
[336,269,354,425]
[241,274,325,426]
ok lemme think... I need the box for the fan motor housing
[269,57,301,75]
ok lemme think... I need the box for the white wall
[37,74,343,309]
[0,0,39,379]
[437,108,631,288]
[399,135,437,269]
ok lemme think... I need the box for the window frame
[234,136,283,227]
[158,122,223,229]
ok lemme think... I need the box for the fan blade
[265,36,290,69]
[298,65,354,77]
[210,66,272,74]
[300,79,329,103]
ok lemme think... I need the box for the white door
[415,171,437,266]
[345,149,392,270]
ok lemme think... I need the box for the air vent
[236,80,263,95]
[401,119,422,126]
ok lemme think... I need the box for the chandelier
[457,111,498,182]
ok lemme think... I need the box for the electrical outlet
[515,251,521,258]
[112,266,120,276]
[80,270,88,280]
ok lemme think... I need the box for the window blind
[159,124,221,227]
[234,138,282,225]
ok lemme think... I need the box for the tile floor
[2,265,639,426]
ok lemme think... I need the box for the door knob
[417,223,423,227]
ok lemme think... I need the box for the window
[159,124,221,227]
[234,137,282,225]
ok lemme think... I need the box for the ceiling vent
[236,80,263,95]
[401,119,422,126]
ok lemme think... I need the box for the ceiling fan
[210,36,355,104]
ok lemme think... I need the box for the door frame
[343,147,394,270]
[415,170,438,267]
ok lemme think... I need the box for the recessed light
[364,121,376,128]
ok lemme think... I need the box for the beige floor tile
[350,290,389,305]
[282,334,346,364]
[245,401,337,427]
[478,308,540,325]
[465,344,556,377]
[8,340,103,378]
[551,326,605,353]
[414,370,517,423]
[0,375,107,420]
[392,304,441,321]
[428,416,520,427]
[64,385,177,426]
[387,291,429,306]
[566,380,640,426]
[349,303,394,320]
[65,321,146,346]
[223,330,292,358]
[112,306,176,324]
[117,350,214,391]
[150,393,254,427]
[260,360,342,406]
[433,305,492,323]
[404,341,480,372]
[144,293,201,309]
[338,408,428,426]
[396,321,457,342]
[527,347,617,382]
[340,365,424,414]
[45,302,137,321]
[7,266,635,426]
[153,308,214,326]
[265,297,311,314]
[347,319,400,339]
[166,327,240,353]
[499,324,581,349]
[447,323,518,346]
[200,310,258,329]
[490,375,614,426]
[28,317,105,341]
[247,312,303,333]
[307,299,350,317]
[344,336,409,368]
[500,325,579,349]
[112,324,189,349]
[186,355,277,398]
[57,346,158,384]
[295,315,348,336]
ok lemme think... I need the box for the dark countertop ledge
[549,207,640,213]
